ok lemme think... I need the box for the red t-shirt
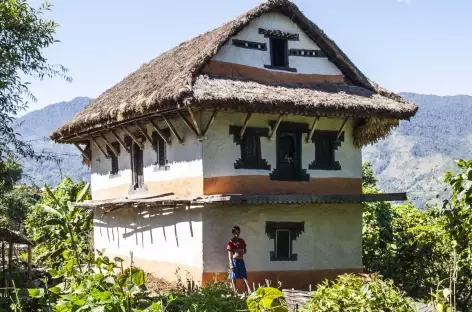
[226,238,246,251]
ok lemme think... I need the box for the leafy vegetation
[363,160,472,311]
[0,0,70,165]
[301,274,414,312]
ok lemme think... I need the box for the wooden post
[8,238,12,285]
[239,112,253,138]
[186,107,202,136]
[100,135,119,157]
[110,129,130,153]
[27,245,32,281]
[202,109,218,137]
[336,117,349,140]
[89,136,109,158]
[306,116,320,143]
[122,127,144,149]
[1,242,5,290]
[148,118,171,144]
[73,143,91,162]
[135,121,154,143]
[268,114,283,139]
[163,116,184,144]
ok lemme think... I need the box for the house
[51,0,417,290]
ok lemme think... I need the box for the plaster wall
[93,206,203,281]
[203,204,362,272]
[90,117,204,200]
[213,12,342,76]
[202,203,363,273]
[202,111,362,180]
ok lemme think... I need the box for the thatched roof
[51,0,417,142]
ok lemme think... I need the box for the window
[229,126,271,170]
[152,131,167,167]
[131,142,144,190]
[266,221,304,261]
[309,130,344,171]
[106,142,120,175]
[270,38,288,68]
[269,122,310,181]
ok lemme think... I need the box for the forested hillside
[16,93,472,206]
[15,97,92,186]
[363,93,472,207]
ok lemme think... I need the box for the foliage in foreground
[302,274,414,312]
[25,177,91,267]
[363,160,472,311]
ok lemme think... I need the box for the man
[227,226,251,293]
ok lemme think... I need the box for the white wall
[202,203,363,273]
[202,111,362,179]
[94,206,203,276]
[90,117,203,199]
[213,12,342,76]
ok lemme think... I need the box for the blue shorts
[230,258,247,280]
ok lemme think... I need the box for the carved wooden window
[269,122,310,181]
[106,142,120,175]
[229,126,270,170]
[152,131,168,167]
[266,221,304,261]
[309,131,344,171]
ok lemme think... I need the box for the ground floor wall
[201,203,363,290]
[93,206,203,282]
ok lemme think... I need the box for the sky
[25,0,472,113]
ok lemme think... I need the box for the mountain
[15,93,472,207]
[363,93,472,207]
[15,97,93,187]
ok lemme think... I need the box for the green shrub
[301,274,414,312]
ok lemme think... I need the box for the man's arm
[228,250,233,268]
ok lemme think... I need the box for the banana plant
[35,183,91,269]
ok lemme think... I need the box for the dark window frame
[229,126,271,170]
[269,122,310,182]
[152,130,170,168]
[264,37,297,72]
[308,130,344,171]
[124,135,147,192]
[106,142,121,176]
[266,221,304,261]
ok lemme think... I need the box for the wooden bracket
[239,112,253,138]
[89,136,109,158]
[268,114,283,139]
[163,115,184,144]
[202,109,218,136]
[148,118,171,144]
[74,143,90,162]
[306,116,320,143]
[187,107,202,136]
[110,129,130,153]
[122,127,144,149]
[135,121,153,144]
[101,135,119,157]
[336,117,349,140]
[177,111,199,136]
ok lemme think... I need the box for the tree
[0,0,70,164]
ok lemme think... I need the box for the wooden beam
[135,121,153,144]
[89,136,109,158]
[122,127,144,149]
[336,117,349,140]
[163,115,184,144]
[110,129,130,153]
[177,111,199,136]
[148,118,171,144]
[268,114,283,139]
[202,109,218,136]
[239,112,253,138]
[306,116,320,143]
[101,135,119,157]
[74,143,90,162]
[187,107,202,136]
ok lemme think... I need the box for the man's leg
[243,278,251,294]
[231,279,237,293]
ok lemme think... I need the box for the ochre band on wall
[202,60,345,85]
[204,176,362,195]
[202,268,363,290]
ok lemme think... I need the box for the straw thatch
[51,0,417,143]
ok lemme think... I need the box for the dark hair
[232,226,240,234]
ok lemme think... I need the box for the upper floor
[51,0,417,201]
[87,111,361,200]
